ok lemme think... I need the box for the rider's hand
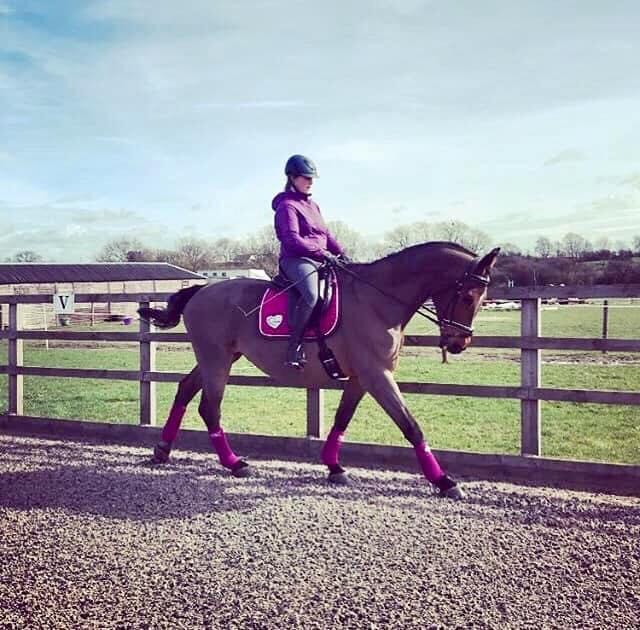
[323,251,340,264]
[337,253,352,263]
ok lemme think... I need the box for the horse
[139,241,500,500]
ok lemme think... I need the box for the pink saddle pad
[259,280,340,339]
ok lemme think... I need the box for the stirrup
[285,344,306,369]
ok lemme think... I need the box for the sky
[2,0,640,261]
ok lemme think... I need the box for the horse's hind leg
[360,368,464,500]
[152,365,203,463]
[321,378,365,485]
[198,355,250,477]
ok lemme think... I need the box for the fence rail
[2,285,639,489]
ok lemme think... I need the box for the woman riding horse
[274,154,348,368]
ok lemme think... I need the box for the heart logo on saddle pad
[266,314,284,329]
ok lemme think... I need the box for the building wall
[0,278,199,330]
[198,267,270,282]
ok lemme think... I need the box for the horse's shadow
[0,452,424,522]
[1,441,637,529]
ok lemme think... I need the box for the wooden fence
[1,285,639,492]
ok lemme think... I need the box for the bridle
[330,256,490,338]
[424,256,491,337]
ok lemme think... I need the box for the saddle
[259,264,340,340]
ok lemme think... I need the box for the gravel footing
[1,435,639,629]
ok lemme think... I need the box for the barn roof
[0,263,206,285]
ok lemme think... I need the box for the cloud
[620,172,640,191]
[317,140,391,163]
[70,208,141,224]
[543,149,587,166]
[195,100,308,110]
[0,200,173,261]
[590,193,639,213]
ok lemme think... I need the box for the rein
[334,257,490,336]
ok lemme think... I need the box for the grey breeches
[279,257,321,308]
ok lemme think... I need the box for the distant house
[0,262,205,330]
[198,262,270,283]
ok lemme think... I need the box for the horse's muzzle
[440,335,471,354]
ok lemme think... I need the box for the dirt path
[1,435,639,629]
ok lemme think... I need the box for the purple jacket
[272,190,344,262]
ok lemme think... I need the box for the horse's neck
[360,246,468,327]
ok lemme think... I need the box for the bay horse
[139,242,499,500]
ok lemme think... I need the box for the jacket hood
[271,190,310,211]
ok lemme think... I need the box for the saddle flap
[259,271,340,339]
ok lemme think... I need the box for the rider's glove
[337,253,352,264]
[323,251,340,265]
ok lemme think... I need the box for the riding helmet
[285,154,319,178]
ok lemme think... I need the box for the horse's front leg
[321,378,365,485]
[360,368,464,500]
[152,365,203,464]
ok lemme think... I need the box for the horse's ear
[475,247,500,275]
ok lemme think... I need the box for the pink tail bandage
[209,428,241,469]
[321,427,345,468]
[415,441,444,483]
[160,404,187,443]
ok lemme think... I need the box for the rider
[272,154,347,369]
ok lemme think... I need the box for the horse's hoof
[440,484,466,500]
[433,474,466,500]
[328,471,350,485]
[150,442,171,464]
[231,461,251,478]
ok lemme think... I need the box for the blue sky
[2,1,640,261]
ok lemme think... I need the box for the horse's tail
[137,284,205,329]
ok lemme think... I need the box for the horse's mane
[355,241,476,268]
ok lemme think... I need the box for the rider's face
[292,175,313,194]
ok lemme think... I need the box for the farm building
[0,263,205,330]
[198,262,270,282]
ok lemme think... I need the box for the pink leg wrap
[209,428,241,469]
[321,427,345,468]
[414,441,444,482]
[160,404,187,443]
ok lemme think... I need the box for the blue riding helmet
[285,154,319,178]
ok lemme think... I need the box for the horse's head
[432,247,500,354]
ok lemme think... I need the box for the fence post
[139,301,156,426]
[601,299,609,354]
[306,388,324,438]
[521,298,541,455]
[8,303,24,415]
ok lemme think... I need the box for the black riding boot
[285,300,315,369]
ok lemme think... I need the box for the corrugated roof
[0,263,206,285]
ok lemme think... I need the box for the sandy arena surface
[1,434,639,629]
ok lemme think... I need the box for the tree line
[5,221,640,286]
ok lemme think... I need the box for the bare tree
[95,238,146,262]
[241,225,280,276]
[562,232,588,259]
[327,220,369,260]
[433,220,490,252]
[499,242,522,256]
[173,237,215,271]
[534,236,552,258]
[211,237,242,263]
[381,221,431,254]
[633,235,640,254]
[433,220,468,243]
[6,250,43,262]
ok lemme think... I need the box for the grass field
[1,303,639,464]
